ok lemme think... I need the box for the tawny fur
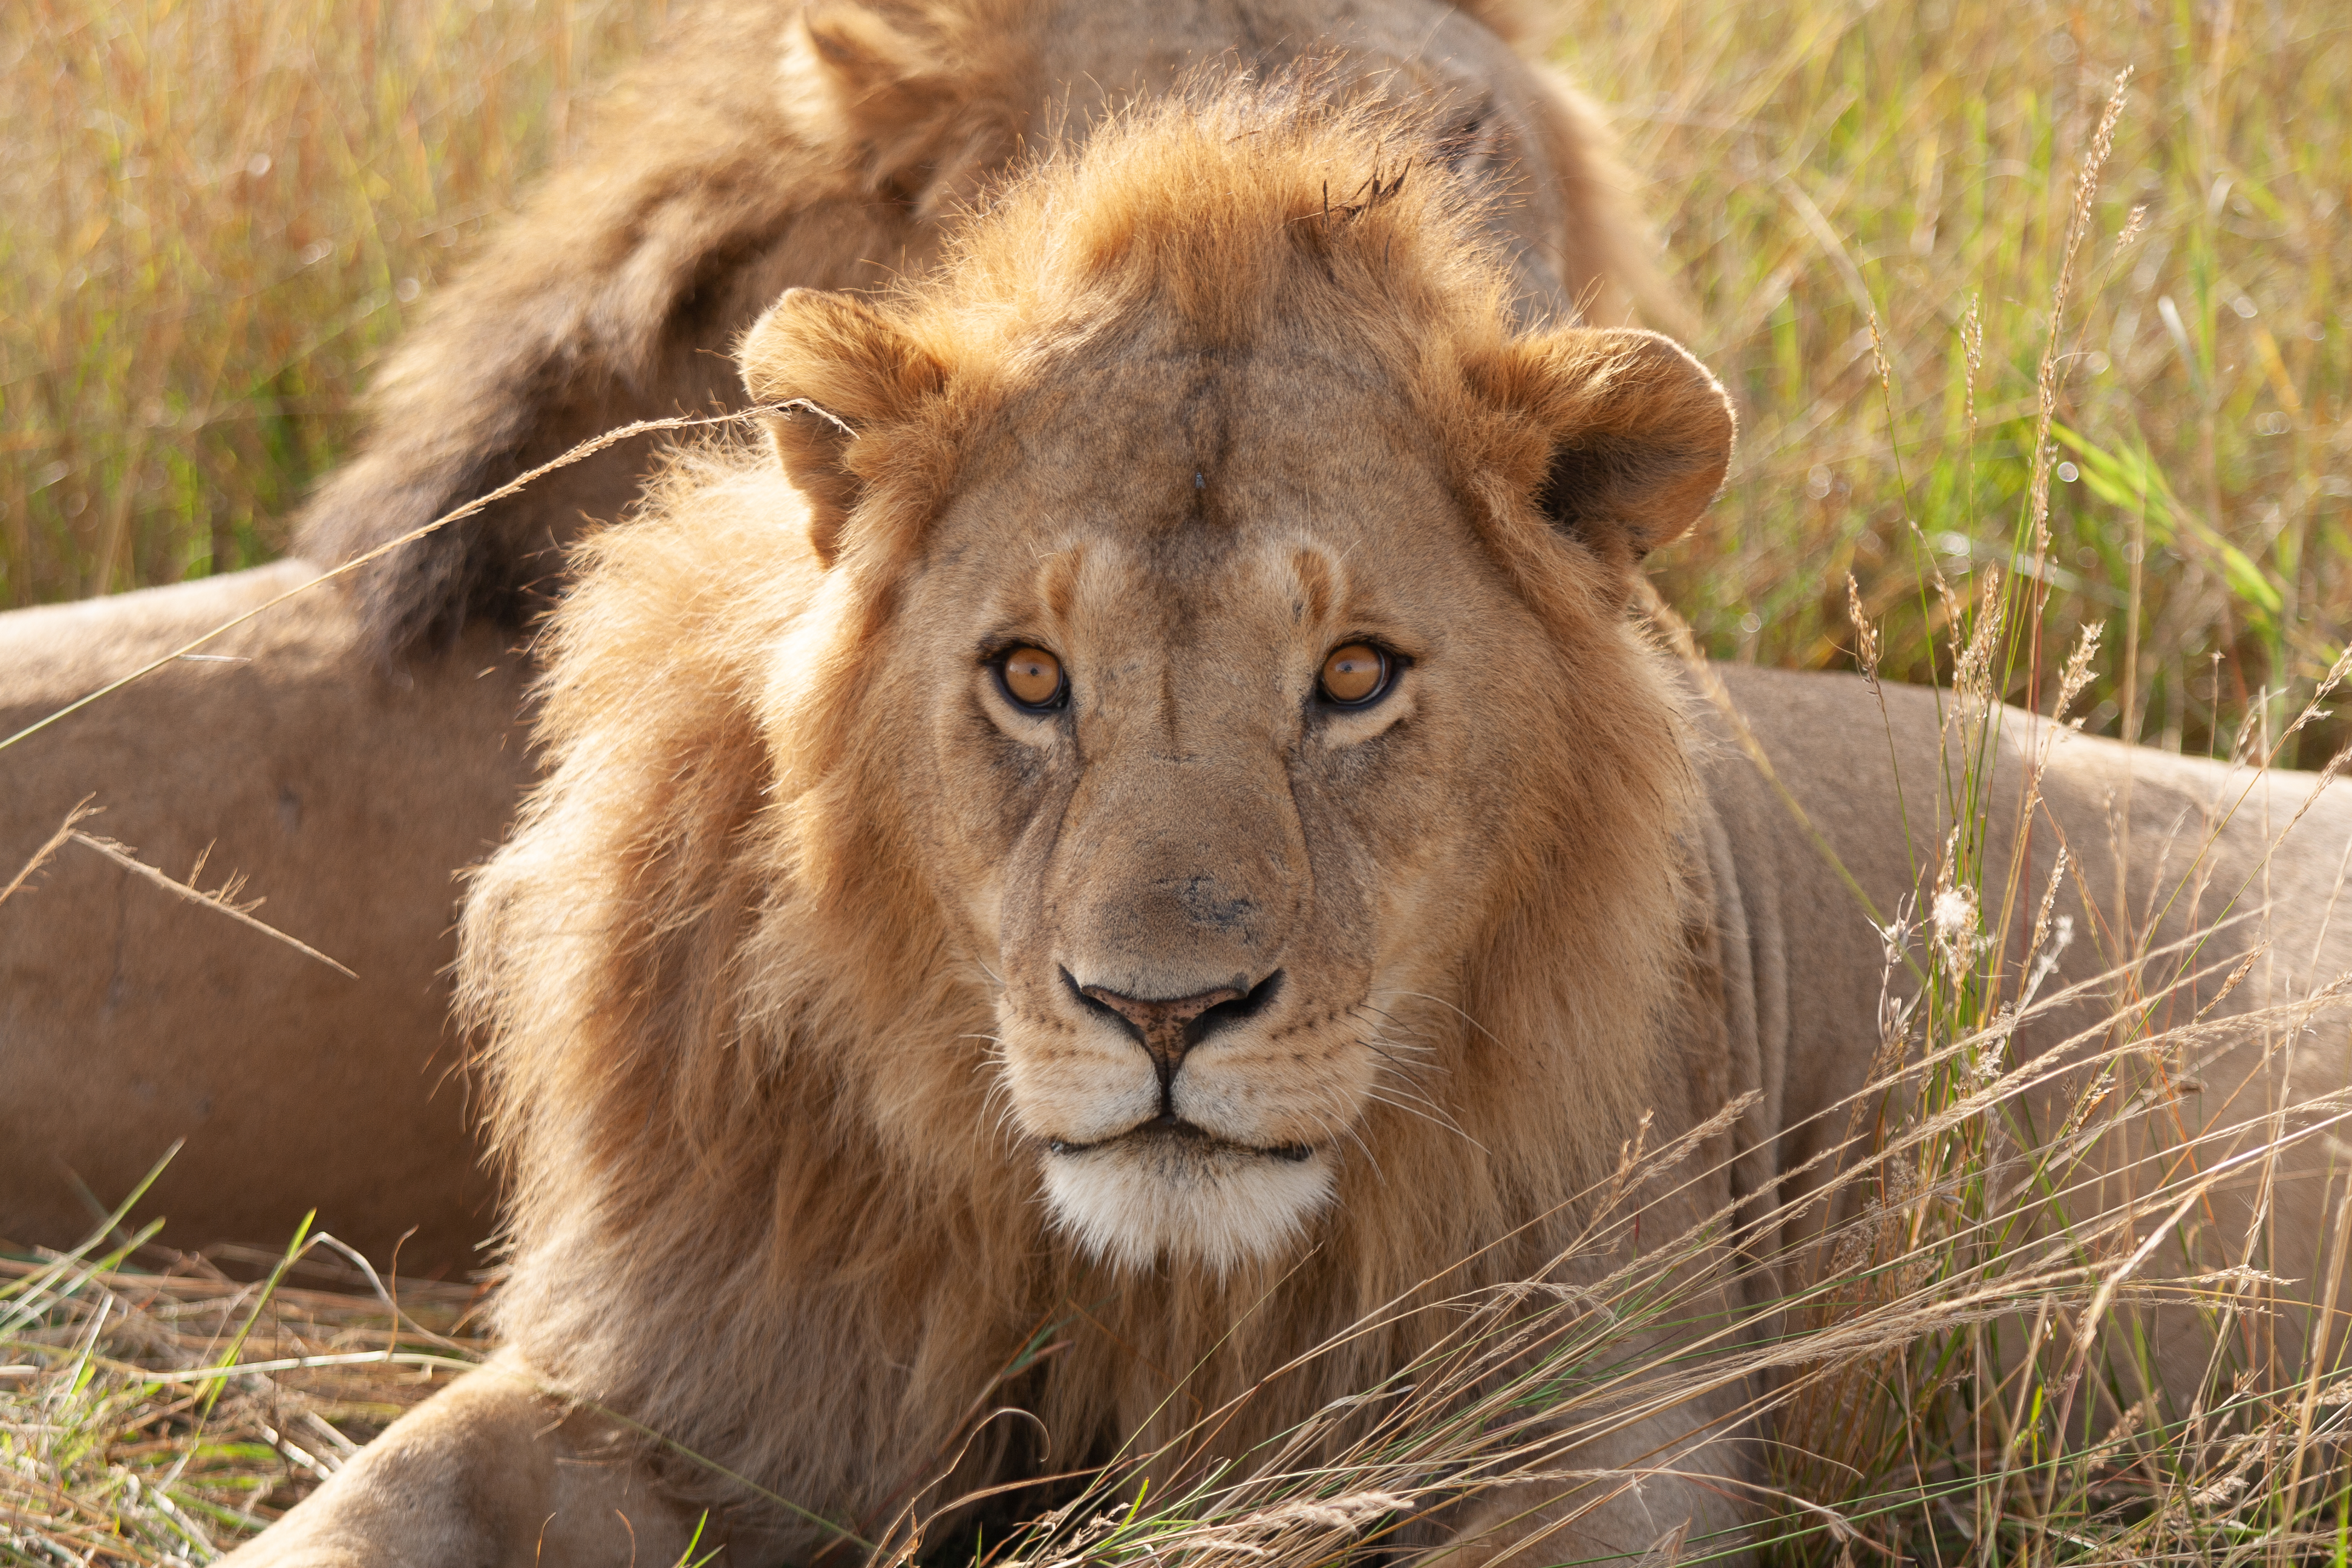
[209,78,2352,1568]
[456,86,1741,1552]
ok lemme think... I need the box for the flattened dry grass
[1,1221,491,1566]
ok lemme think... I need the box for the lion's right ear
[740,287,947,567]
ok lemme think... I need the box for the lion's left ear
[1479,327,1735,567]
[740,287,947,567]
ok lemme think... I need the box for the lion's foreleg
[226,1353,705,1568]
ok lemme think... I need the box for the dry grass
[0,0,665,603]
[1560,0,2352,762]
[2,0,2346,754]
[0,1210,493,1565]
[5,0,2352,1564]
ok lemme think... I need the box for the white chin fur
[1042,1137,1334,1274]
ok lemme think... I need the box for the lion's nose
[1070,971,1284,1088]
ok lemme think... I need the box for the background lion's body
[1700,664,2352,1394]
[0,569,523,1261]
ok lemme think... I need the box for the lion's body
[1701,664,2352,1404]
[219,83,2350,1568]
[0,0,1662,1265]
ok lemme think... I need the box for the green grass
[1561,0,2352,762]
[0,1184,493,1565]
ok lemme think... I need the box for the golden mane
[459,83,1733,1544]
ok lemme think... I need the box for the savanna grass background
[5,0,2352,1563]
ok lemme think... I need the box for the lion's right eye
[997,647,1067,711]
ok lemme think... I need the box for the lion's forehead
[969,323,1437,476]
[920,370,1473,634]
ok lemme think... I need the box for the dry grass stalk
[61,832,355,978]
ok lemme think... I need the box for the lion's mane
[458,83,1733,1546]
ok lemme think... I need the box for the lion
[221,83,2352,1568]
[0,0,1665,1267]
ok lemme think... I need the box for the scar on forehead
[1287,546,1338,627]
[1034,544,1087,624]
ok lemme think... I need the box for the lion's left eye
[1318,643,1394,707]
[996,646,1067,711]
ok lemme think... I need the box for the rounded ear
[739,287,946,567]
[1485,327,1735,567]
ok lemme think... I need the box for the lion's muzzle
[1011,945,1359,1270]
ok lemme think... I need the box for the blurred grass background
[0,0,665,601]
[1570,0,2351,761]
[1,0,2347,760]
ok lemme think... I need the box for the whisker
[1373,987,1501,1045]
[1367,1066,1457,1122]
[1363,1088,1488,1153]
[1350,1002,1439,1043]
[1310,1100,1385,1184]
[1362,1037,1451,1086]
[1347,1005,1449,1072]
[1356,1025,1454,1099]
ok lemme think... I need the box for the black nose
[1067,970,1284,1088]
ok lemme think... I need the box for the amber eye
[1318,643,1392,707]
[997,646,1066,710]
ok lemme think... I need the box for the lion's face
[742,97,1734,1272]
[885,349,1550,1270]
